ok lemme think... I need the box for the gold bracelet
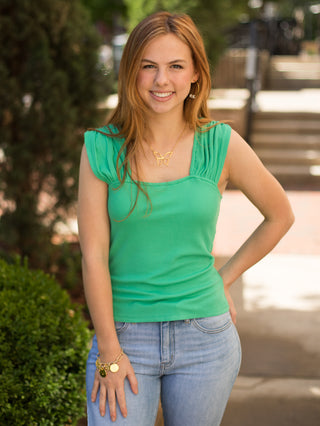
[96,349,124,377]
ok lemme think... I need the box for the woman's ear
[192,70,199,83]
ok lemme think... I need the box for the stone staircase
[250,92,320,189]
[267,56,320,90]
[249,55,320,189]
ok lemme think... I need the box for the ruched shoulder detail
[84,127,123,185]
[192,122,231,183]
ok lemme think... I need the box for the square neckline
[127,130,198,186]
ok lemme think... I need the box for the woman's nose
[154,68,169,86]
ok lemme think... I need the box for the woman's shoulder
[84,124,123,184]
[85,124,122,143]
[197,120,232,146]
[84,124,125,155]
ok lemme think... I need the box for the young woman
[77,12,294,426]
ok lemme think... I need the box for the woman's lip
[150,91,174,101]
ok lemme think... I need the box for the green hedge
[0,258,91,425]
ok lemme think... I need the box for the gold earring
[189,81,200,99]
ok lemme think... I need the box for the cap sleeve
[193,122,231,183]
[84,129,119,184]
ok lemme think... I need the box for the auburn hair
[98,12,214,216]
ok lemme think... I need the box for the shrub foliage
[0,258,92,425]
[0,0,109,269]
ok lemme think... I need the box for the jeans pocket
[191,312,232,334]
[114,321,129,334]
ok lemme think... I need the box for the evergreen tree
[0,0,109,268]
[81,0,127,34]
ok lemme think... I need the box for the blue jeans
[86,312,241,426]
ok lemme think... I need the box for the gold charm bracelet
[96,349,124,377]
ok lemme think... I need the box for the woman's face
[136,33,199,119]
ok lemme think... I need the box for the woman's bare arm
[77,146,138,420]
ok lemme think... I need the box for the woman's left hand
[224,286,237,324]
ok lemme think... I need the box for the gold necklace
[149,124,186,167]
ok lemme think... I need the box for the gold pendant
[110,363,120,373]
[153,151,173,167]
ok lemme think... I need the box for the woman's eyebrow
[141,59,187,64]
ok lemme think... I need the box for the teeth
[152,91,173,98]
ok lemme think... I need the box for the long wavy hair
[100,12,214,216]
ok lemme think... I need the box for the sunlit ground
[242,254,320,311]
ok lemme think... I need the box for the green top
[85,121,231,322]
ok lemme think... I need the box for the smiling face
[136,33,199,119]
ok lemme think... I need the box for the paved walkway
[214,189,320,426]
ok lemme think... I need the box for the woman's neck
[144,115,187,149]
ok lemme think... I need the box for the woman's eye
[142,64,155,69]
[171,64,183,69]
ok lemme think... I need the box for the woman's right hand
[91,352,138,421]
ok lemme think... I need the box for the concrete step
[265,164,320,187]
[255,90,320,114]
[271,66,320,77]
[252,119,320,134]
[255,148,320,165]
[250,92,320,185]
[268,56,320,90]
[271,57,320,67]
[251,133,320,149]
[269,78,320,90]
[253,110,320,120]
[271,56,320,64]
[267,163,320,175]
